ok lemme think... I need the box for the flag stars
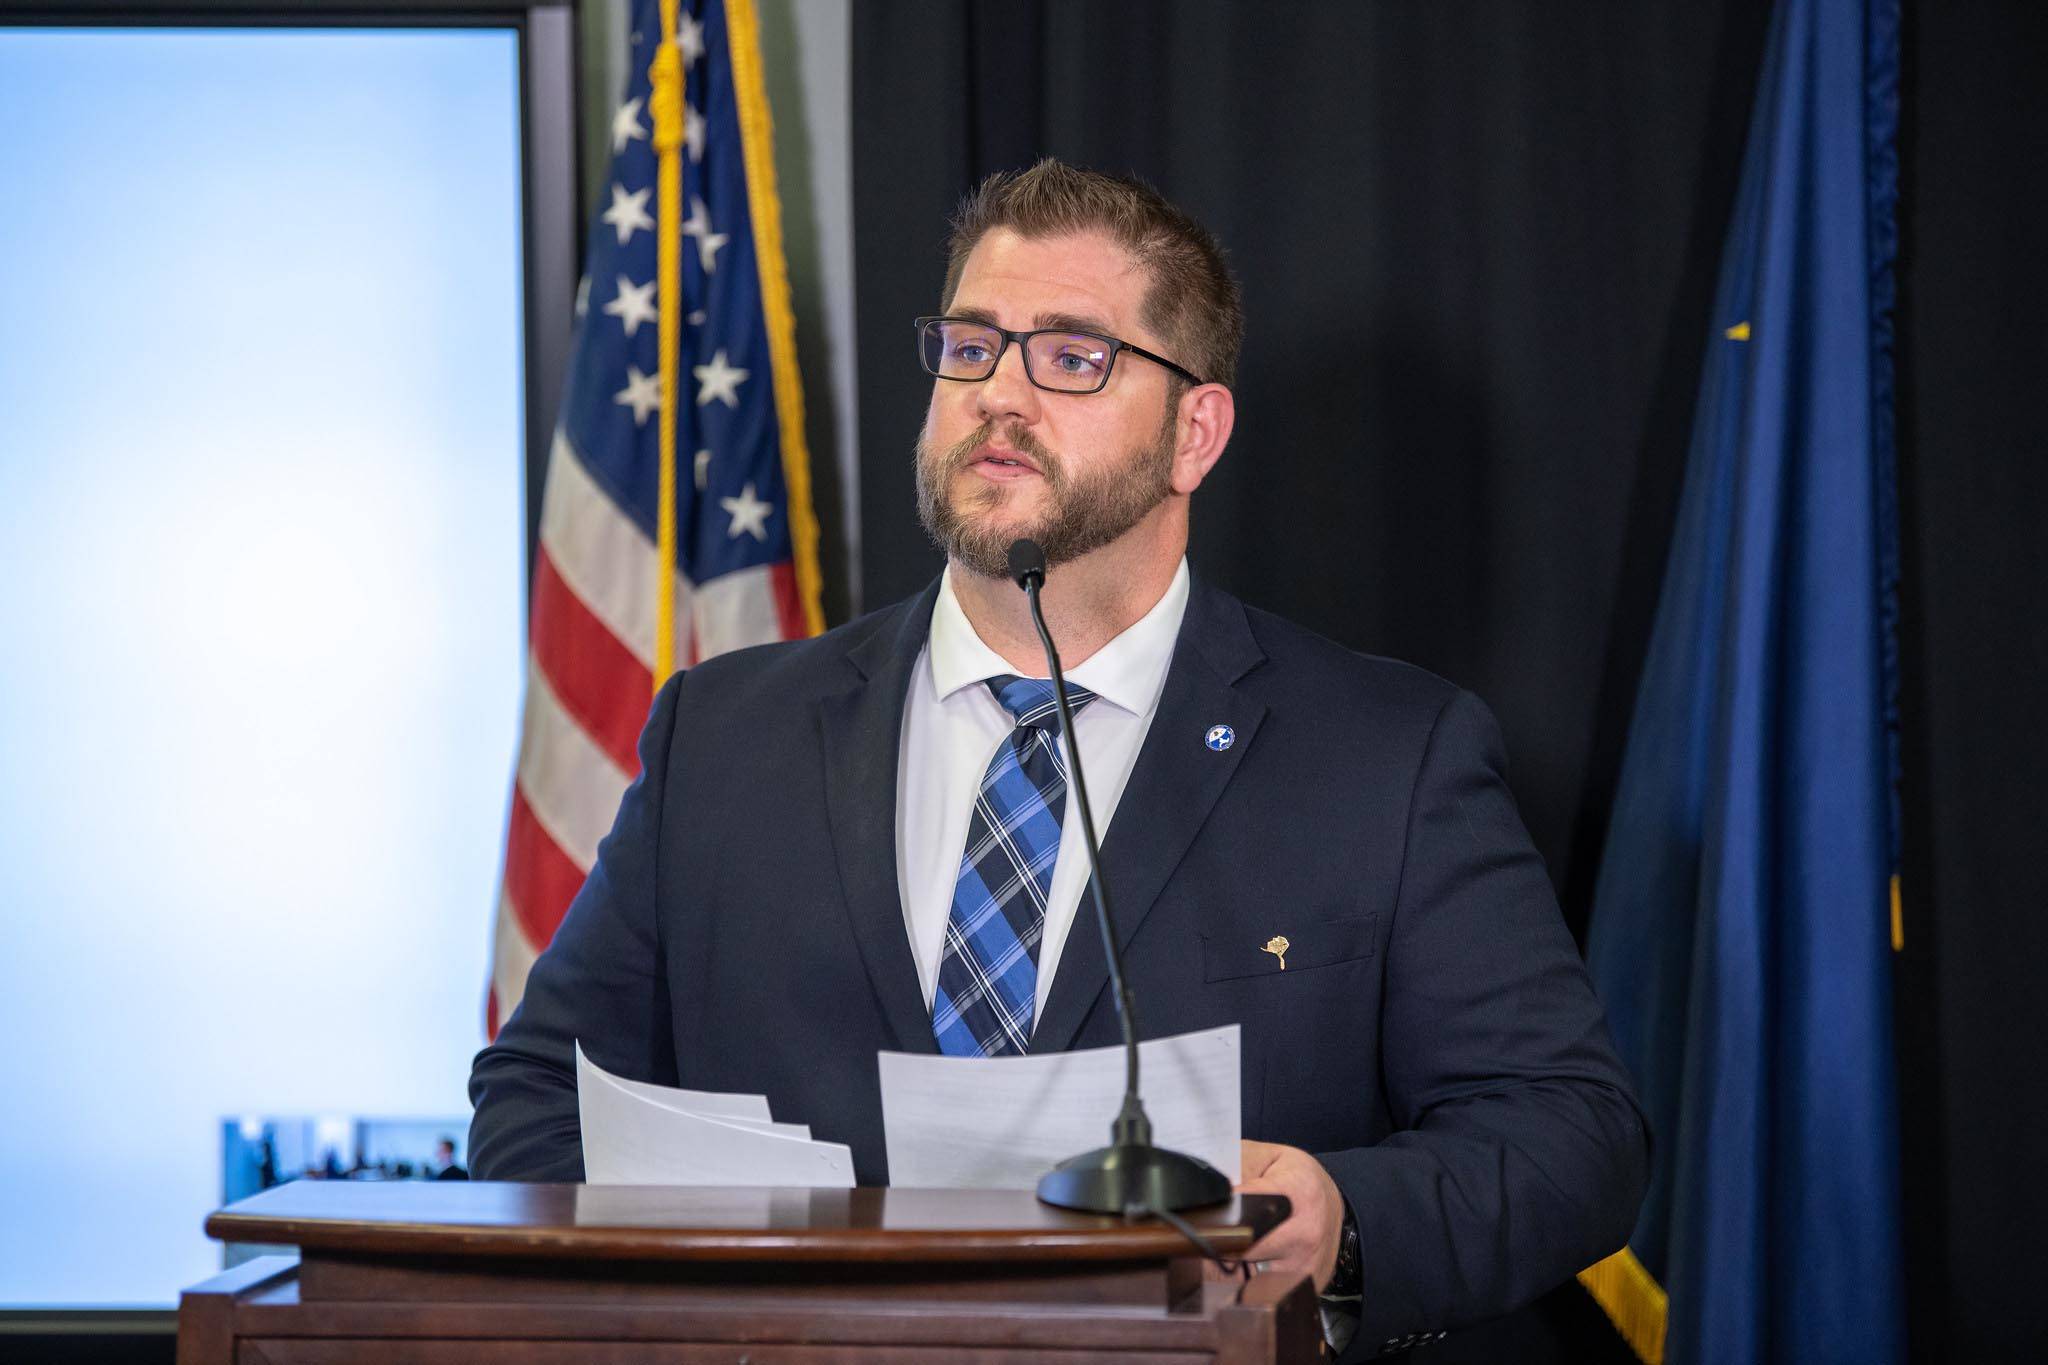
[722,482,773,541]
[695,449,712,491]
[604,275,658,337]
[602,183,655,245]
[685,104,706,162]
[676,12,706,65]
[611,97,648,153]
[574,274,590,318]
[681,196,730,273]
[694,349,749,408]
[615,366,661,425]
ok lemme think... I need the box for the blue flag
[1577,0,1904,1361]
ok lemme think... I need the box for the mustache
[932,420,1060,481]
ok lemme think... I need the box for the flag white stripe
[540,431,695,671]
[515,654,631,872]
[694,561,786,658]
[491,885,543,1026]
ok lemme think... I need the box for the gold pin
[1262,935,1290,970]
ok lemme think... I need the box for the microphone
[1009,538,1232,1215]
[1004,537,1048,592]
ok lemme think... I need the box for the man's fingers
[1238,1171,1306,1220]
[1233,1141,1342,1290]
[1237,1138,1285,1181]
[1221,1154,1300,1282]
[1245,1224,1312,1262]
[1243,1213,1319,1269]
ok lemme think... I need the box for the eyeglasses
[914,315,1205,394]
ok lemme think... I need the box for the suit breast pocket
[1199,914,1379,982]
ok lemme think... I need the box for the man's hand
[1231,1139,1346,1290]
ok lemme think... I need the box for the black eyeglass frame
[914,315,1207,393]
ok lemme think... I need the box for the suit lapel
[818,582,942,1055]
[1033,578,1268,1053]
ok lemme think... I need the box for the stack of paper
[575,1042,855,1187]
[878,1025,1242,1188]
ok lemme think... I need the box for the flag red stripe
[530,544,652,776]
[505,785,587,950]
[770,559,807,639]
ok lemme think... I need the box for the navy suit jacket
[469,576,1648,1354]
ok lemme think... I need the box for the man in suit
[470,159,1647,1356]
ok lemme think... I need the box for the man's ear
[1170,383,1236,494]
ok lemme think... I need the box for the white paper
[594,1065,811,1140]
[877,1025,1241,1189]
[593,1066,774,1123]
[576,1042,854,1187]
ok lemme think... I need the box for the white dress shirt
[895,559,1191,1029]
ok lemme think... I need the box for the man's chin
[945,497,1046,556]
[947,528,1041,579]
[938,513,1047,580]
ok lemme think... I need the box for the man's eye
[1052,348,1106,375]
[950,339,994,363]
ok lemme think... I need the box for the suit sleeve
[1319,688,1649,1356]
[466,673,685,1181]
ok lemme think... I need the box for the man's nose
[974,340,1041,425]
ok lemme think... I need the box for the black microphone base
[1035,1142,1233,1215]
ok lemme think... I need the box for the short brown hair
[941,159,1243,391]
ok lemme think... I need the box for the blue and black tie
[931,675,1098,1057]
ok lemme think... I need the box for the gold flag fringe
[648,2,686,686]
[725,0,825,637]
[1577,1246,1668,1365]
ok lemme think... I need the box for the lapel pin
[1205,724,1235,751]
[1262,935,1290,970]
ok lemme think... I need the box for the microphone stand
[1009,539,1232,1216]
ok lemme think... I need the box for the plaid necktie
[931,675,1098,1057]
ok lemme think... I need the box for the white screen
[0,27,525,1306]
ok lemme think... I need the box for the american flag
[488,0,822,1038]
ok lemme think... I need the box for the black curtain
[852,0,1772,932]
[1893,2,2048,1361]
[851,2,2048,1362]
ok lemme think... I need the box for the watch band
[1323,1197,1363,1299]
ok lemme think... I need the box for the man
[431,1136,468,1181]
[471,159,1647,1356]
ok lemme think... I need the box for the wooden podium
[177,1182,1323,1364]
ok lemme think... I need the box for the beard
[914,407,1178,580]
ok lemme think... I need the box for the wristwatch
[1323,1197,1362,1299]
[1317,1198,1364,1354]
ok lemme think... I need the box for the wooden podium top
[207,1182,1289,1264]
[186,1185,1320,1364]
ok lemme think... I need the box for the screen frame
[0,0,578,1342]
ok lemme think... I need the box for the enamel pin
[1262,935,1290,970]
[1205,724,1235,751]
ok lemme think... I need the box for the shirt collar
[927,558,1191,717]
